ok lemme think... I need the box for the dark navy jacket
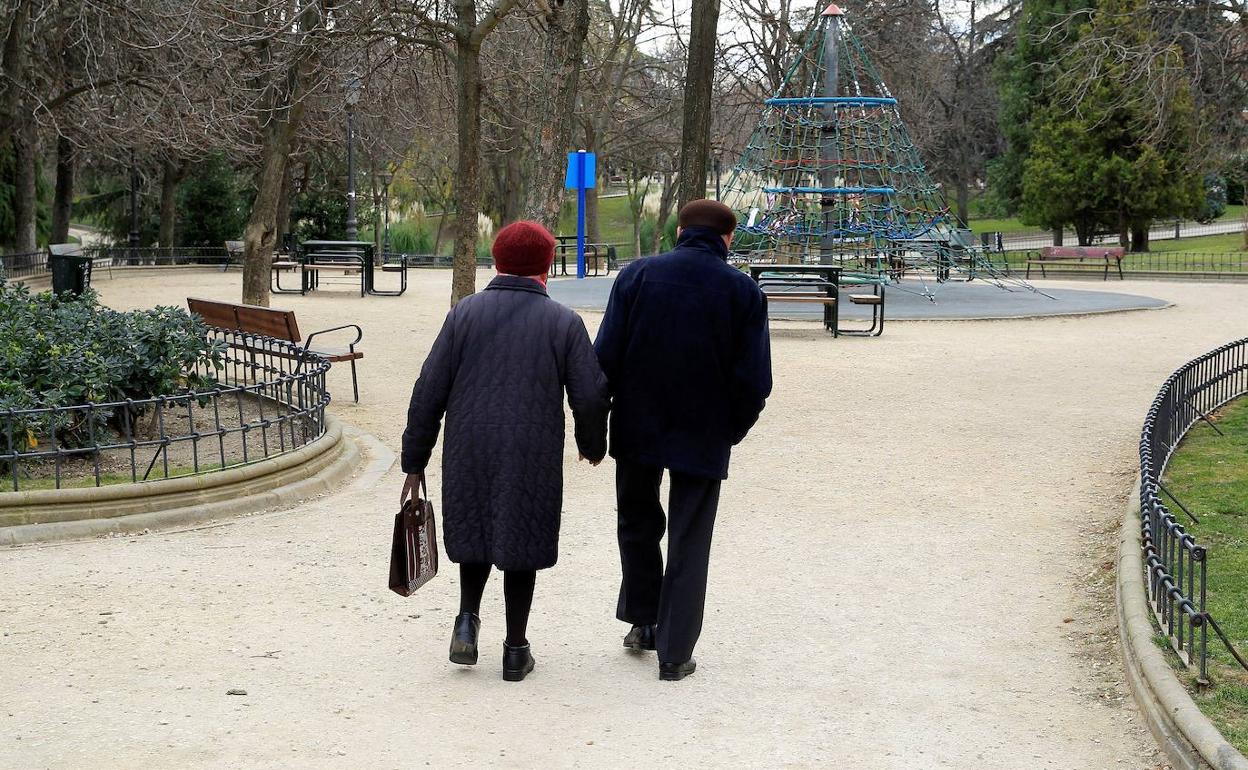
[594,227,772,479]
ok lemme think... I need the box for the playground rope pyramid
[722,3,1036,299]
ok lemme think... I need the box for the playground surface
[548,273,1170,321]
[6,268,1246,768]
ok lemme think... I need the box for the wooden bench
[187,297,364,402]
[758,276,839,335]
[1025,246,1125,280]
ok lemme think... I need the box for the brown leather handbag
[389,478,439,596]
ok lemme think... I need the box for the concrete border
[1118,481,1248,770]
[0,415,369,545]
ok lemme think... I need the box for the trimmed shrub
[0,285,224,447]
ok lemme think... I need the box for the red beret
[492,220,556,276]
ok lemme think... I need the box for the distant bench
[187,297,364,403]
[1025,246,1125,280]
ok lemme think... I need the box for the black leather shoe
[623,624,656,651]
[449,612,480,665]
[659,658,696,681]
[503,643,536,682]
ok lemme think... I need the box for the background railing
[983,251,1248,278]
[1139,338,1248,681]
[0,328,331,492]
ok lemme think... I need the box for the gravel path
[6,268,1238,769]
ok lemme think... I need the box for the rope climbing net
[721,4,1037,298]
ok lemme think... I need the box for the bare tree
[677,0,720,208]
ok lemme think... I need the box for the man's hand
[578,453,602,467]
[400,472,424,505]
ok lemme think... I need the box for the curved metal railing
[1140,337,1248,682]
[0,328,331,492]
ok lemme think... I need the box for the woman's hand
[400,472,424,505]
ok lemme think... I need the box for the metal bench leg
[350,358,360,403]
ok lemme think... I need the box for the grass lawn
[9,462,225,492]
[1149,232,1247,254]
[1163,396,1248,752]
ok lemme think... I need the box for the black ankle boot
[659,658,696,681]
[449,612,480,665]
[502,642,535,682]
[623,624,656,652]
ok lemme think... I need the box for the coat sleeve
[400,311,457,474]
[592,268,634,390]
[728,288,773,445]
[565,314,610,463]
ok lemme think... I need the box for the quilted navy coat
[401,275,609,570]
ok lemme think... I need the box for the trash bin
[49,252,93,296]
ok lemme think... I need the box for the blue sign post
[564,150,596,279]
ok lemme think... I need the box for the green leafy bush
[0,285,225,447]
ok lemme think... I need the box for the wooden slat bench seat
[187,297,364,402]
[759,277,839,335]
[1025,246,1125,280]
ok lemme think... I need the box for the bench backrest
[48,243,83,257]
[224,240,245,257]
[187,297,302,342]
[1040,246,1126,260]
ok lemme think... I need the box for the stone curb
[0,416,382,546]
[1118,480,1248,770]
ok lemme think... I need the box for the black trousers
[615,458,722,664]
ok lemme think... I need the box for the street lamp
[344,74,361,241]
[712,145,723,201]
[378,170,393,256]
[128,149,140,251]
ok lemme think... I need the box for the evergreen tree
[1020,0,1202,249]
[989,0,1089,219]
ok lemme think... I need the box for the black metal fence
[0,328,331,492]
[1139,338,1248,681]
[984,251,1248,278]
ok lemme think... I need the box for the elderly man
[594,199,773,681]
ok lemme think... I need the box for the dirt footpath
[5,268,1235,769]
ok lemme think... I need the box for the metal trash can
[49,252,93,296]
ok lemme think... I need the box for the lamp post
[712,145,723,201]
[128,149,140,250]
[378,170,392,256]
[344,74,361,241]
[288,175,303,253]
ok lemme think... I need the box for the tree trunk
[521,0,591,235]
[676,0,719,209]
[13,118,38,253]
[242,85,306,306]
[1242,173,1247,252]
[585,178,600,243]
[1130,222,1149,252]
[51,135,73,244]
[158,159,185,247]
[1052,227,1063,247]
[653,171,677,254]
[954,181,970,225]
[451,35,484,304]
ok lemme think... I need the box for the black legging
[459,563,536,647]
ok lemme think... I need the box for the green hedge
[0,285,224,448]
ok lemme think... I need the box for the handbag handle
[401,472,430,506]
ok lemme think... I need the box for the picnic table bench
[747,263,886,337]
[1025,246,1125,280]
[187,297,364,402]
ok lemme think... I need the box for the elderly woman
[400,220,609,682]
